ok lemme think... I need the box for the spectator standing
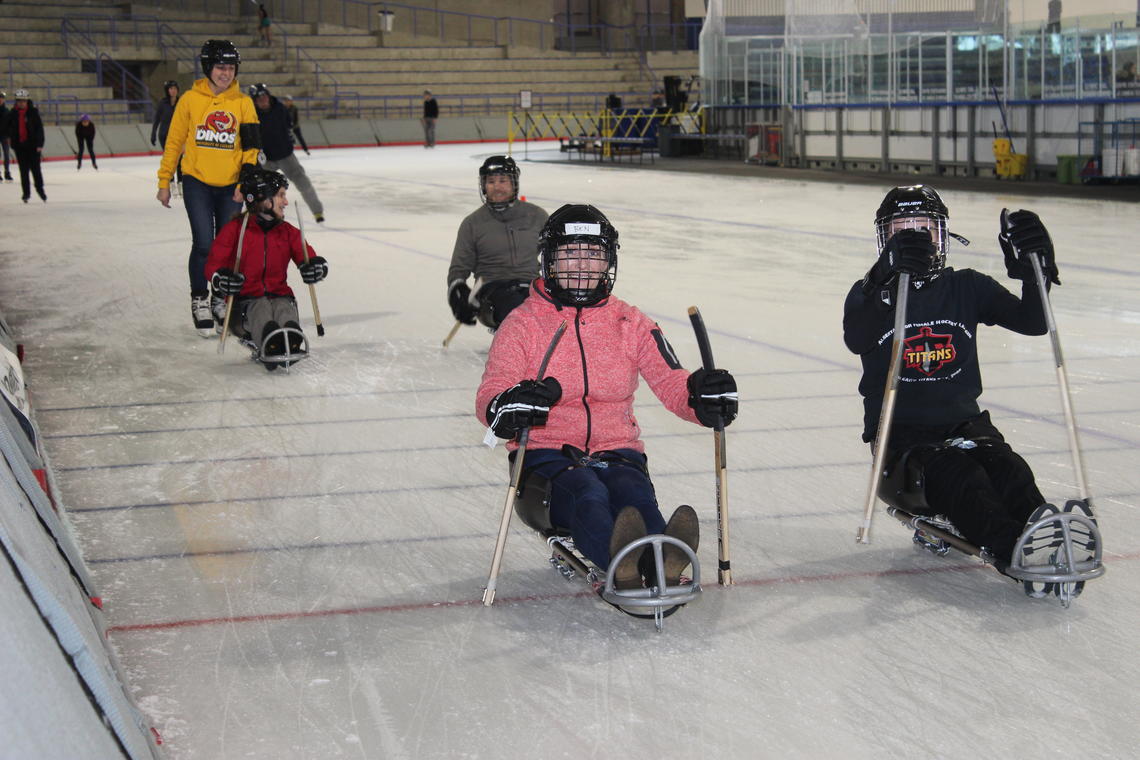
[281,94,310,155]
[75,114,97,170]
[0,91,13,181]
[1117,60,1137,84]
[249,83,324,223]
[422,90,438,148]
[257,4,272,47]
[4,89,46,202]
[156,40,261,337]
[151,80,180,148]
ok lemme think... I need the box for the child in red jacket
[205,167,328,370]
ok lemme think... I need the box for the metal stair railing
[60,19,155,122]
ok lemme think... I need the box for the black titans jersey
[843,267,1048,443]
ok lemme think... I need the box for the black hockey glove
[210,268,245,297]
[448,279,477,325]
[999,208,1060,285]
[485,377,563,439]
[867,229,938,289]
[299,256,328,284]
[687,368,738,428]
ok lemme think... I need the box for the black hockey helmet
[162,80,179,94]
[248,82,271,98]
[875,185,951,276]
[539,204,619,307]
[242,168,289,208]
[200,39,240,77]
[478,155,520,211]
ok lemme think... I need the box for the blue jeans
[182,174,241,295]
[522,448,665,569]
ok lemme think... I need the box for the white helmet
[14,88,30,99]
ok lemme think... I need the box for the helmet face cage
[539,207,619,307]
[478,157,520,211]
[875,185,950,276]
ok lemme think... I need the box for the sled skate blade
[602,534,701,631]
[259,326,310,373]
[1008,505,1105,604]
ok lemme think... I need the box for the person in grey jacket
[447,155,548,330]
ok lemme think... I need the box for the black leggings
[77,136,97,167]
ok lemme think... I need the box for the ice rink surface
[1,143,1138,759]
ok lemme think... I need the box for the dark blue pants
[522,448,665,569]
[182,174,241,295]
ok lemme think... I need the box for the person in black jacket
[75,114,97,170]
[0,91,13,181]
[421,90,438,148]
[843,185,1071,570]
[249,82,324,223]
[281,94,309,155]
[4,89,46,202]
[150,80,179,148]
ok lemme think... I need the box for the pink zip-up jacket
[476,279,699,453]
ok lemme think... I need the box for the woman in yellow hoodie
[157,39,261,337]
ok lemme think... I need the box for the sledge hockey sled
[240,324,309,373]
[515,466,701,631]
[880,451,1104,607]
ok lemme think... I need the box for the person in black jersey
[842,185,1064,566]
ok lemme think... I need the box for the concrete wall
[37,115,511,161]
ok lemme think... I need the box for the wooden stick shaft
[687,306,732,585]
[482,319,567,606]
[295,205,324,336]
[1030,254,1090,501]
[442,320,462,348]
[857,272,910,544]
[217,212,251,355]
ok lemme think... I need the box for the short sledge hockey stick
[482,319,567,606]
[857,272,911,544]
[688,306,733,586]
[295,205,325,337]
[218,212,251,355]
[1028,251,1090,502]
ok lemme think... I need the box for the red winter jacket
[476,279,699,453]
[205,215,316,298]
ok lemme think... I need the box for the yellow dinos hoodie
[157,77,260,189]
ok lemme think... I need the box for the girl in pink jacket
[476,204,738,589]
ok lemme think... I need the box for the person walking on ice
[155,39,261,337]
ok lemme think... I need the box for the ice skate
[607,506,647,590]
[190,295,214,337]
[211,296,227,334]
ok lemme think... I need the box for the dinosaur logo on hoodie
[196,110,237,148]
